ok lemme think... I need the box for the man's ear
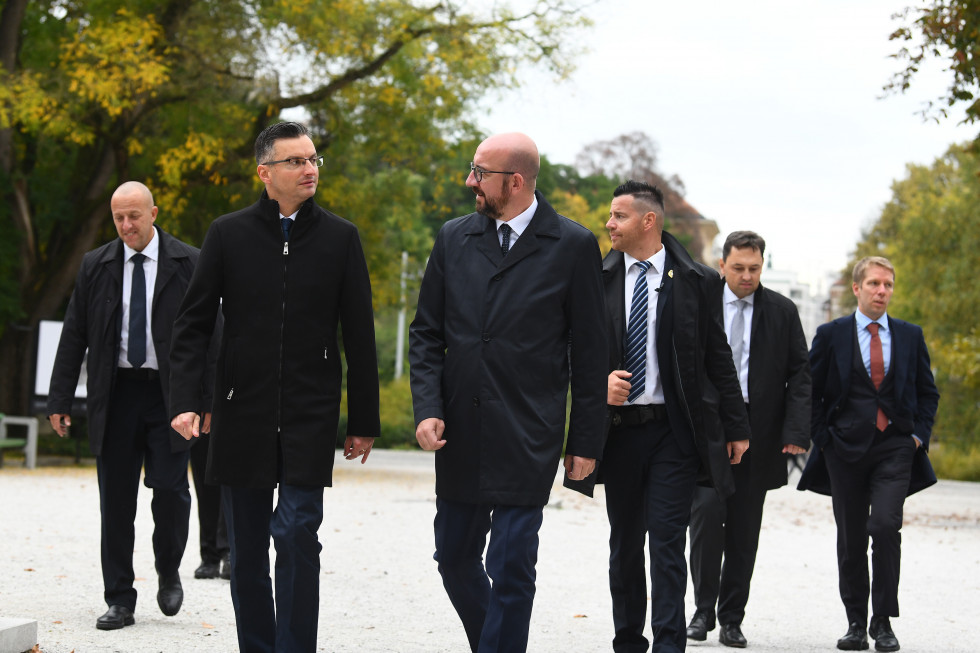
[257,164,271,184]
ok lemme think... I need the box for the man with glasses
[410,132,607,652]
[170,121,380,653]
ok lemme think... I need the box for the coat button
[493,274,502,281]
[482,333,491,342]
[472,397,480,407]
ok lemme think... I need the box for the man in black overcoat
[170,121,380,653]
[409,132,608,653]
[47,181,214,630]
[799,256,939,652]
[686,231,811,648]
[568,180,751,653]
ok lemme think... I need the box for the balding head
[111,181,158,252]
[467,132,540,221]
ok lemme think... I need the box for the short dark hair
[722,230,766,260]
[613,179,665,218]
[255,121,311,165]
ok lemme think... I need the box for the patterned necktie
[281,217,292,242]
[500,223,512,256]
[128,253,147,369]
[625,260,653,403]
[867,322,889,431]
[730,299,747,378]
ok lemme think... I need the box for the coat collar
[470,190,561,272]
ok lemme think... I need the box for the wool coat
[409,191,608,507]
[737,284,811,491]
[169,193,380,488]
[566,231,752,500]
[48,227,211,455]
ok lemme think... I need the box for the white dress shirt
[495,196,538,249]
[723,284,754,403]
[119,228,159,369]
[624,246,667,405]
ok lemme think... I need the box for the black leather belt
[610,404,668,427]
[117,367,160,381]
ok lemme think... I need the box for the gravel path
[1,450,978,652]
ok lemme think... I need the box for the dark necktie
[500,223,512,256]
[625,260,653,403]
[281,217,292,242]
[128,253,147,369]
[867,322,889,431]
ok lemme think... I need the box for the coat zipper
[278,227,289,433]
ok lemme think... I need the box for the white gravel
[1,449,978,652]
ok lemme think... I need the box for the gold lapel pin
[668,269,674,279]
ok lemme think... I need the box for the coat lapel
[154,227,177,315]
[99,240,124,343]
[602,251,626,366]
[835,316,856,391]
[888,316,909,406]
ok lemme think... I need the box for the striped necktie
[625,260,652,403]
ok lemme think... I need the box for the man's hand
[171,412,200,440]
[782,444,806,455]
[344,436,374,464]
[563,455,596,481]
[48,414,71,438]
[608,370,632,406]
[416,418,446,451]
[727,439,749,464]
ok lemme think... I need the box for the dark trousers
[689,449,767,626]
[433,497,544,653]
[604,419,700,653]
[96,376,191,610]
[189,432,228,563]
[222,480,324,653]
[824,432,916,626]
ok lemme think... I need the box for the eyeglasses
[261,155,324,169]
[470,162,515,183]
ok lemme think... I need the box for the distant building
[757,259,825,347]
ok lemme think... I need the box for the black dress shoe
[686,611,715,641]
[194,560,221,579]
[157,572,183,616]
[719,623,747,648]
[837,622,869,650]
[96,605,135,630]
[869,616,900,652]
[219,553,231,580]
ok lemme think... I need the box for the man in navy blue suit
[799,256,939,652]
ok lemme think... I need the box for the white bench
[0,415,38,469]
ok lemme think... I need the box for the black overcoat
[566,231,751,500]
[741,284,811,491]
[48,227,210,455]
[409,192,608,507]
[169,193,380,488]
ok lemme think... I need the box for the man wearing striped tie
[570,179,750,653]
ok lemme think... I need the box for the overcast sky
[479,0,975,290]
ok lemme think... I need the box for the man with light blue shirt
[799,256,940,652]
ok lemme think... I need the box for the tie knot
[131,253,145,266]
[281,217,292,240]
[735,298,747,311]
[867,322,880,336]
[500,223,512,236]
[634,260,652,274]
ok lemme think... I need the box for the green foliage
[848,143,980,456]
[929,443,980,481]
[887,0,980,131]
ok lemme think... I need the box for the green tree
[0,0,591,414]
[849,143,980,458]
[887,0,980,130]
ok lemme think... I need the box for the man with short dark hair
[570,180,750,653]
[170,121,380,652]
[410,132,607,652]
[686,230,811,648]
[799,256,939,652]
[47,181,213,630]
